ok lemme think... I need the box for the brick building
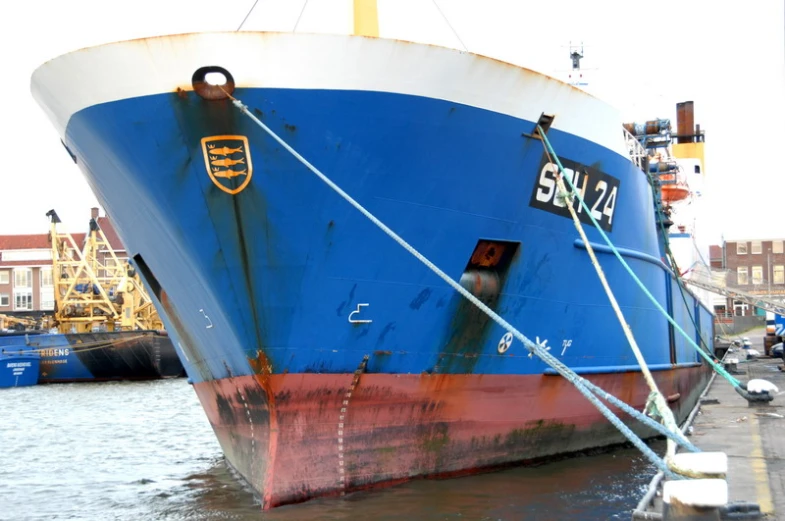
[0,208,125,315]
[709,245,723,269]
[713,238,785,316]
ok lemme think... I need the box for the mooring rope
[536,129,743,391]
[537,133,682,461]
[228,94,696,476]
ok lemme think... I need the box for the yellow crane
[46,209,164,333]
[0,314,37,331]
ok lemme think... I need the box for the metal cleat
[735,379,779,404]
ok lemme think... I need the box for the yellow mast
[353,0,379,37]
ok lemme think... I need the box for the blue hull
[0,350,40,388]
[0,331,185,383]
[30,32,716,506]
[65,87,713,384]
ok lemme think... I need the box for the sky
[1,0,783,244]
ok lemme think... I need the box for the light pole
[768,250,772,298]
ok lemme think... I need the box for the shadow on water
[175,443,663,521]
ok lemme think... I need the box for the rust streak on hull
[192,366,712,509]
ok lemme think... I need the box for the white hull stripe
[31,31,628,156]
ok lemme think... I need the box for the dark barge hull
[0,330,185,383]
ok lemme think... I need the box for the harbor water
[1,379,664,520]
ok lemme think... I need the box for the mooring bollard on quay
[662,452,728,521]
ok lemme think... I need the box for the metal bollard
[663,452,728,521]
[662,479,726,520]
[663,500,721,520]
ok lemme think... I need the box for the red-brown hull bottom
[192,366,711,509]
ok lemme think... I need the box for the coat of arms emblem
[201,135,253,195]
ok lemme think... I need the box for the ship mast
[353,0,379,37]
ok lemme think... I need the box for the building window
[14,291,32,311]
[751,241,762,254]
[752,266,763,285]
[774,241,784,254]
[103,257,118,278]
[0,270,8,284]
[101,257,129,279]
[40,291,55,311]
[0,294,8,307]
[775,265,784,285]
[14,268,32,288]
[737,266,748,285]
[40,268,54,310]
[40,268,53,287]
[736,242,747,255]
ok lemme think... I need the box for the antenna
[563,41,592,88]
[569,41,584,71]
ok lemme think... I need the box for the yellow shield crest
[201,135,253,195]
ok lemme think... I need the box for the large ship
[30,5,715,508]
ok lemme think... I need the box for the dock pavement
[633,329,785,520]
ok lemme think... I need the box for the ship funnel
[676,101,695,143]
[674,101,704,145]
[671,101,706,177]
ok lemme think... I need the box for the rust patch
[249,349,274,383]
[249,349,276,418]
[250,350,278,509]
[438,274,501,374]
[469,240,507,268]
[435,240,520,374]
[417,373,459,394]
[619,371,638,405]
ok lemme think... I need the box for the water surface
[0,379,660,520]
